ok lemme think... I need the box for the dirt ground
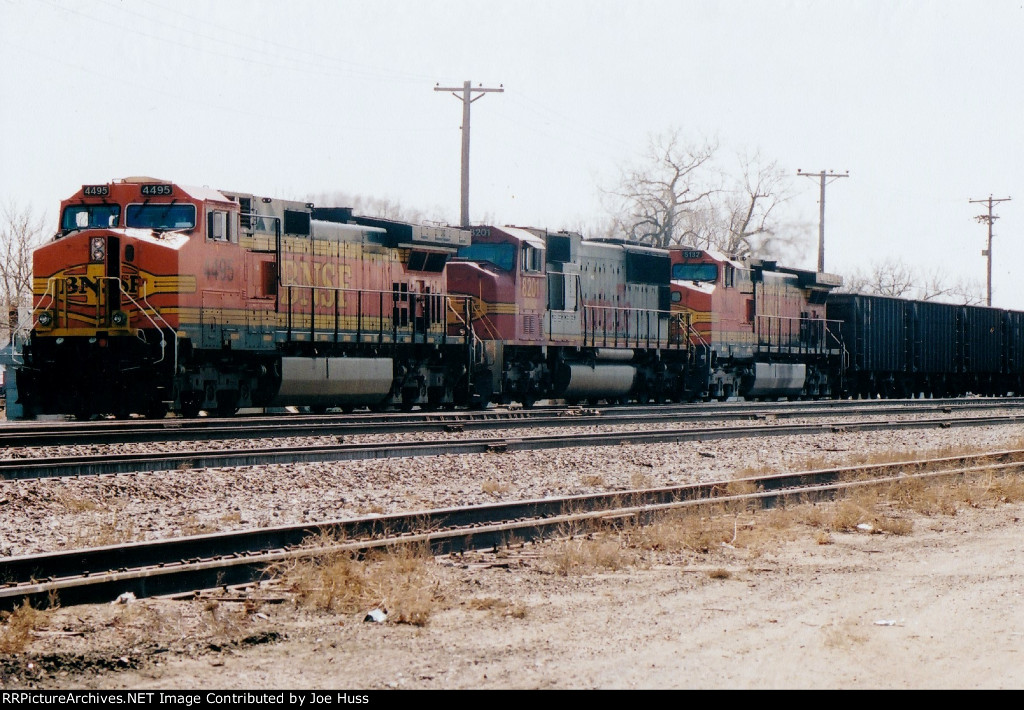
[3,493,1023,690]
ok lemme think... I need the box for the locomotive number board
[140,184,173,196]
[82,185,110,196]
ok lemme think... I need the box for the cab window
[207,210,235,242]
[61,204,120,231]
[672,263,718,282]
[126,203,197,230]
[455,243,515,271]
[521,244,542,273]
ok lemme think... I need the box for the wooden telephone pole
[970,194,1011,307]
[434,80,504,227]
[797,169,849,272]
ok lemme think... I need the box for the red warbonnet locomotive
[12,177,1024,419]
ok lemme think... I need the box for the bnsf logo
[65,274,144,296]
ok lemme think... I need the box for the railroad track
[3,410,1024,480]
[4,448,1022,612]
[2,397,1022,447]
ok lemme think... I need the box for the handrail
[278,282,460,344]
[115,278,176,370]
[754,313,844,355]
[685,313,710,350]
[581,304,683,350]
[12,277,61,364]
[15,275,177,371]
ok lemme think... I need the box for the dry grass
[960,469,1024,505]
[181,515,219,536]
[827,500,874,532]
[580,474,607,487]
[466,597,528,618]
[622,509,741,554]
[629,471,653,489]
[550,455,1024,571]
[544,533,633,576]
[0,603,47,654]
[201,598,251,637]
[234,447,1024,625]
[67,512,141,548]
[481,479,511,496]
[873,516,913,535]
[53,491,103,513]
[872,466,1024,523]
[280,541,442,626]
[752,442,1019,482]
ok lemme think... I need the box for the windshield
[126,203,196,230]
[61,204,120,231]
[456,243,516,272]
[672,263,718,283]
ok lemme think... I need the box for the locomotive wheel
[145,401,168,419]
[179,394,202,419]
[215,392,240,417]
[400,387,419,411]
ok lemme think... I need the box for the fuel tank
[553,362,636,400]
[272,357,393,406]
[742,362,806,397]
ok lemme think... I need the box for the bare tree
[0,200,47,347]
[841,259,916,298]
[603,129,718,248]
[839,258,984,304]
[715,151,799,261]
[602,130,804,259]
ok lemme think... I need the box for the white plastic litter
[363,608,388,623]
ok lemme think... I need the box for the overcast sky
[3,0,1023,306]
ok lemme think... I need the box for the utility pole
[434,80,504,227]
[797,169,849,272]
[970,194,1011,307]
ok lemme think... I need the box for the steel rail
[3,413,1024,481]
[3,449,1022,611]
[2,397,1022,447]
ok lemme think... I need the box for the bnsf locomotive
[12,177,1024,419]
[15,177,474,419]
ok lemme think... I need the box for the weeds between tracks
[4,442,1024,658]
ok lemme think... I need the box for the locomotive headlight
[90,236,105,262]
[37,311,53,327]
[111,310,128,326]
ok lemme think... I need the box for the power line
[969,194,1011,307]
[435,81,504,227]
